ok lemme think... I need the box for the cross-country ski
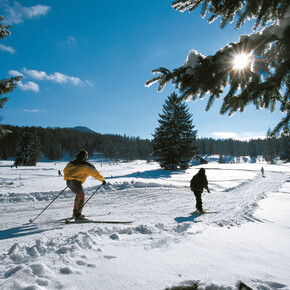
[64,219,134,224]
[189,210,220,215]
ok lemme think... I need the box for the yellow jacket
[63,161,104,184]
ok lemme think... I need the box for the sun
[233,53,251,70]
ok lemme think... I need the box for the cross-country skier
[190,168,210,213]
[63,150,106,221]
[261,167,265,177]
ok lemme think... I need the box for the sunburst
[233,53,251,70]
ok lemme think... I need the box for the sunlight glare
[233,53,250,70]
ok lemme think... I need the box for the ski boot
[73,210,87,221]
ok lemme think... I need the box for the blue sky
[0,0,284,140]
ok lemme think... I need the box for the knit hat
[74,150,88,160]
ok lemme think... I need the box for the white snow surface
[0,159,290,290]
[183,49,205,69]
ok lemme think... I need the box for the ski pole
[65,183,104,223]
[29,186,68,223]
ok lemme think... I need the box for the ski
[189,211,220,215]
[58,212,111,222]
[64,219,134,224]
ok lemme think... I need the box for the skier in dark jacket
[190,168,210,213]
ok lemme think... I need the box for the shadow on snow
[110,168,186,180]
[174,213,202,224]
[0,224,46,240]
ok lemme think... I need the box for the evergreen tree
[1,146,8,159]
[263,129,275,163]
[152,92,197,169]
[249,140,257,158]
[15,129,42,166]
[279,134,290,162]
[198,138,206,155]
[44,141,63,160]
[146,1,290,136]
[0,16,22,137]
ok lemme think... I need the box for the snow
[240,7,290,43]
[183,49,205,69]
[0,159,290,289]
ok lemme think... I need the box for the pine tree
[146,1,290,136]
[44,141,63,160]
[249,140,257,158]
[15,129,42,166]
[263,129,275,163]
[279,134,290,162]
[152,92,197,169]
[0,16,22,137]
[1,146,8,159]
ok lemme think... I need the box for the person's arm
[84,166,105,182]
[204,176,210,193]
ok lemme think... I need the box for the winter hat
[198,168,205,174]
[75,150,88,160]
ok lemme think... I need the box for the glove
[102,180,106,186]
[207,189,210,193]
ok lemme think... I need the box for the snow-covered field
[0,159,289,290]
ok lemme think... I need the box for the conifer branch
[147,1,290,135]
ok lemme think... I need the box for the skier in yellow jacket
[64,150,106,220]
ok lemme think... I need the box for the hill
[70,126,96,133]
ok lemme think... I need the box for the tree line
[0,124,288,165]
[0,125,152,163]
[196,135,289,163]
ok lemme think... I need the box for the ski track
[0,167,288,289]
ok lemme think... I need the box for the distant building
[192,155,208,165]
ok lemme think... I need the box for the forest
[196,136,289,162]
[0,125,152,162]
[0,125,288,163]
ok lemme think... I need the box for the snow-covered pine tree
[152,92,197,170]
[0,16,22,137]
[146,1,290,136]
[15,129,42,166]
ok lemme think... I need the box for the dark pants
[67,180,85,215]
[193,190,203,211]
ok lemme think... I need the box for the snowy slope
[0,160,289,289]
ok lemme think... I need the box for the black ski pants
[193,190,203,211]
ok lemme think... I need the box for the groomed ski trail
[204,170,288,227]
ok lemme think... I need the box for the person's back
[190,168,208,192]
[190,168,210,213]
[63,150,105,220]
[64,156,103,184]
